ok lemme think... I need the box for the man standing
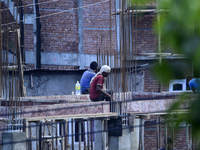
[80,61,98,94]
[90,65,112,101]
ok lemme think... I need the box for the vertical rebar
[157,0,162,92]
[159,116,162,148]
[60,123,63,149]
[130,0,134,93]
[90,120,93,150]
[165,121,168,150]
[78,121,81,150]
[134,0,138,92]
[6,0,9,119]
[109,0,113,91]
[39,122,42,150]
[51,120,54,150]
[0,0,2,100]
[156,115,159,149]
[87,120,90,150]
[83,121,86,150]
[186,122,189,150]
[55,122,58,150]
[172,115,174,150]
[71,120,74,150]
[122,0,126,92]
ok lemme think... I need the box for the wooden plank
[24,113,118,122]
[129,109,188,116]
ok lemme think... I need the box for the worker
[89,65,112,101]
[80,61,98,94]
[186,76,200,93]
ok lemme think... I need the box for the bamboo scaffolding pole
[131,0,134,93]
[0,0,2,100]
[87,120,90,150]
[157,0,162,92]
[127,0,131,93]
[0,0,25,131]
[109,0,112,91]
[1,1,5,101]
[119,0,123,93]
[6,0,10,118]
[134,0,138,92]
[122,0,126,92]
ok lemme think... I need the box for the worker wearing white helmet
[90,65,112,102]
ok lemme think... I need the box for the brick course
[144,115,192,150]
[24,24,34,51]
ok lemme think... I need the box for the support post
[2,132,26,150]
[94,120,106,150]
[165,120,168,150]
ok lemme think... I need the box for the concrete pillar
[94,120,107,150]
[109,136,119,150]
[130,118,140,150]
[2,132,26,150]
[108,117,140,150]
[77,0,84,69]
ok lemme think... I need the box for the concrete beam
[25,51,98,67]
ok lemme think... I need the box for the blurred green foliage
[154,0,200,139]
[131,0,200,140]
[131,0,151,5]
[154,0,200,78]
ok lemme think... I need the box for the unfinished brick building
[0,0,195,149]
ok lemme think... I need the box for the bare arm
[96,85,111,98]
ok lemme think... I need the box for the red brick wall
[36,0,117,54]
[24,24,34,51]
[144,68,160,92]
[144,116,192,150]
[143,61,193,92]
[1,3,18,52]
[83,0,116,55]
[21,0,33,13]
[3,0,158,65]
[2,0,178,91]
[133,15,157,54]
[1,3,15,23]
[39,1,78,53]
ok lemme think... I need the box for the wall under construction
[0,0,196,149]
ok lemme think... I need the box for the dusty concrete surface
[18,92,181,118]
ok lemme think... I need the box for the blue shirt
[80,69,96,93]
[189,78,200,92]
